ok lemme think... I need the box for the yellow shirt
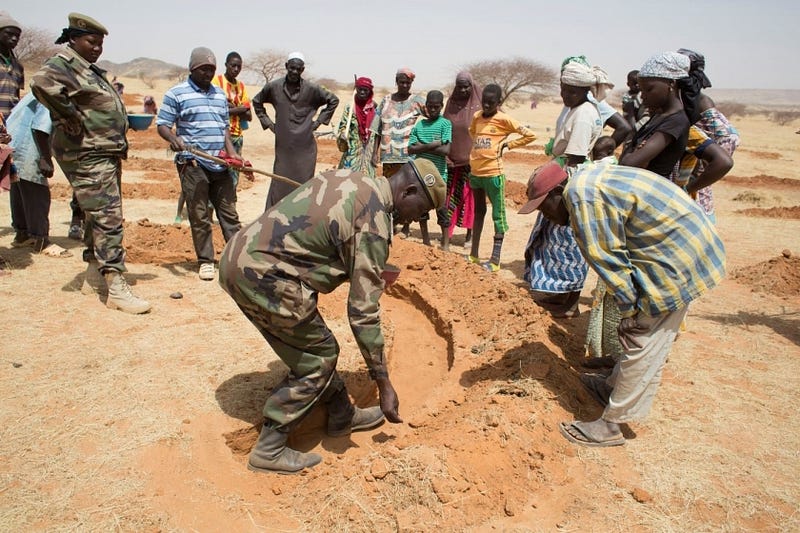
[212,74,250,137]
[468,110,536,177]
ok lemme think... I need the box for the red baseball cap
[518,162,568,214]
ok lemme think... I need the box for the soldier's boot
[104,272,151,314]
[248,424,322,474]
[326,386,385,437]
[81,261,107,296]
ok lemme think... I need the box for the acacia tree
[461,57,557,106]
[245,49,287,85]
[15,27,60,70]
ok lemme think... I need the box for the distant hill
[97,57,186,80]
[705,88,800,110]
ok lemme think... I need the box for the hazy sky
[9,0,799,90]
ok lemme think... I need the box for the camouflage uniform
[31,46,129,273]
[219,169,393,429]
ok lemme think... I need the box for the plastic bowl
[381,264,401,286]
[128,113,154,131]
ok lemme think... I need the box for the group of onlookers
[1,9,741,457]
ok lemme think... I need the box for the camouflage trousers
[218,268,349,430]
[58,155,126,273]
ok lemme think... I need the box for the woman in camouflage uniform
[31,12,149,314]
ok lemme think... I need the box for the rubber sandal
[41,243,74,258]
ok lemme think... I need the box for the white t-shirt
[552,101,602,158]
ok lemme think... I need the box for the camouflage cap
[409,159,446,210]
[67,12,108,35]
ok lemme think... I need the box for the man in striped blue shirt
[157,47,245,281]
[519,161,726,447]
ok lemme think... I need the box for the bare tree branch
[461,57,557,106]
[15,27,60,72]
[245,49,287,85]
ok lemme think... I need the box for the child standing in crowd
[591,135,617,164]
[467,84,536,272]
[408,90,452,249]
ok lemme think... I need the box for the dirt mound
[725,174,800,190]
[504,149,551,168]
[737,206,800,219]
[731,254,800,296]
[123,219,227,264]
[506,179,528,207]
[212,238,595,531]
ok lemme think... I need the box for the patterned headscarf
[396,67,415,81]
[639,52,690,80]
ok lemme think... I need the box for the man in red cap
[520,161,726,447]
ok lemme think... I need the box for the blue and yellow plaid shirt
[565,163,726,318]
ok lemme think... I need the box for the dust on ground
[1,89,799,532]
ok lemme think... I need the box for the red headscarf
[354,76,375,144]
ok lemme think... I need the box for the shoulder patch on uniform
[56,52,72,61]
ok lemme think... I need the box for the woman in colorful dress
[677,48,740,222]
[337,76,376,177]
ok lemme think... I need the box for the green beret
[409,159,447,211]
[68,12,108,35]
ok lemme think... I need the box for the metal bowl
[128,113,155,131]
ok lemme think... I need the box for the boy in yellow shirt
[468,84,536,271]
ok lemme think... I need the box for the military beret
[68,12,108,35]
[409,159,447,211]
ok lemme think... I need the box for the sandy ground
[0,80,799,532]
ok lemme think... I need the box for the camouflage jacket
[221,169,394,378]
[30,47,128,162]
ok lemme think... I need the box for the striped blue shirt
[565,163,726,317]
[156,77,229,172]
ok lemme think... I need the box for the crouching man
[519,161,725,447]
[219,160,446,473]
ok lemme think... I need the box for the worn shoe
[11,234,34,248]
[327,406,385,437]
[248,424,322,474]
[104,272,151,314]
[481,261,500,273]
[466,255,480,264]
[199,262,215,281]
[68,224,83,240]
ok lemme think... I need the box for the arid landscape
[1,78,798,532]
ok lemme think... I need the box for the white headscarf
[591,66,614,101]
[561,62,596,87]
